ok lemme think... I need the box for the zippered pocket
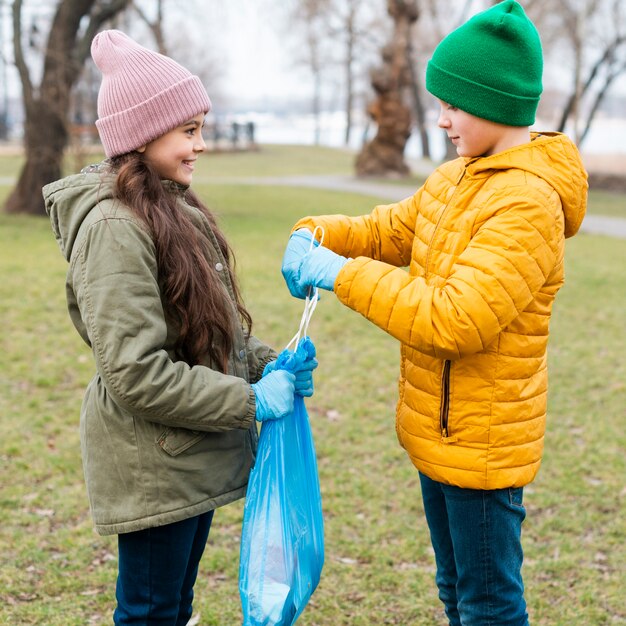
[439,360,457,443]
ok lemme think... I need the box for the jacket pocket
[157,426,206,456]
[440,360,457,443]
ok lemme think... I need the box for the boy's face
[436,100,523,158]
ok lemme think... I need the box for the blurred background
[0,0,625,215]
[1,2,625,624]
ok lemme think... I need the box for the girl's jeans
[419,473,529,626]
[114,510,214,625]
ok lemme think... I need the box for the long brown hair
[110,152,252,371]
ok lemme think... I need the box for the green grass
[1,146,625,625]
[585,188,626,218]
[202,144,357,178]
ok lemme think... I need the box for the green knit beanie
[426,0,543,126]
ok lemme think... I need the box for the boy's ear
[136,146,146,153]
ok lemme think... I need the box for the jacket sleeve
[245,335,277,383]
[333,187,562,360]
[293,189,423,268]
[71,215,256,432]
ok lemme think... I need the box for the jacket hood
[43,164,116,261]
[468,132,588,238]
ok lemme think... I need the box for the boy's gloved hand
[281,229,319,299]
[251,370,296,422]
[296,245,349,292]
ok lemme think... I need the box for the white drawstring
[285,227,324,351]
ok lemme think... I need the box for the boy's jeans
[419,473,529,626]
[114,510,214,625]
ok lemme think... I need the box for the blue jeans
[419,473,529,626]
[114,510,214,625]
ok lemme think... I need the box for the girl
[43,30,314,625]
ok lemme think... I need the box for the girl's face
[138,113,206,185]
[436,100,524,158]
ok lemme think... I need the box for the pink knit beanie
[91,30,212,158]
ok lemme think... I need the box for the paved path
[206,174,626,240]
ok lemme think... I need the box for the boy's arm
[334,188,562,360]
[73,217,256,432]
[294,189,423,267]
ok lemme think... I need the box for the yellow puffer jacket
[295,132,587,489]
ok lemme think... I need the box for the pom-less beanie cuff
[425,0,543,127]
[426,62,540,127]
[95,76,210,157]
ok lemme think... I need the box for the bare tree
[549,0,626,145]
[282,0,382,145]
[5,0,131,215]
[355,0,418,176]
[131,0,166,54]
[285,0,331,144]
[405,34,430,158]
[407,0,476,161]
[338,0,358,144]
[325,0,385,145]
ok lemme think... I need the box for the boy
[281,1,588,624]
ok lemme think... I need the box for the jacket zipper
[440,360,456,442]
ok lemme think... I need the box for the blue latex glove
[251,370,296,422]
[293,357,317,397]
[296,245,349,292]
[263,354,318,398]
[281,229,319,299]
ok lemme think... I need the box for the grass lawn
[0,146,625,625]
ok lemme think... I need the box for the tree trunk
[406,39,430,159]
[579,61,625,145]
[6,100,67,214]
[355,0,418,177]
[133,0,167,54]
[343,0,357,146]
[4,0,131,215]
[344,28,354,146]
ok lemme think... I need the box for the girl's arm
[245,335,278,383]
[72,216,256,432]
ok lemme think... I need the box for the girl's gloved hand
[281,229,319,299]
[251,370,296,422]
[296,245,349,292]
[293,357,318,397]
[263,355,318,398]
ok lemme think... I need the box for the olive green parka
[44,166,275,535]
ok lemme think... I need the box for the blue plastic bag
[239,337,324,626]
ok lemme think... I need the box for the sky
[176,1,314,109]
[0,0,309,108]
